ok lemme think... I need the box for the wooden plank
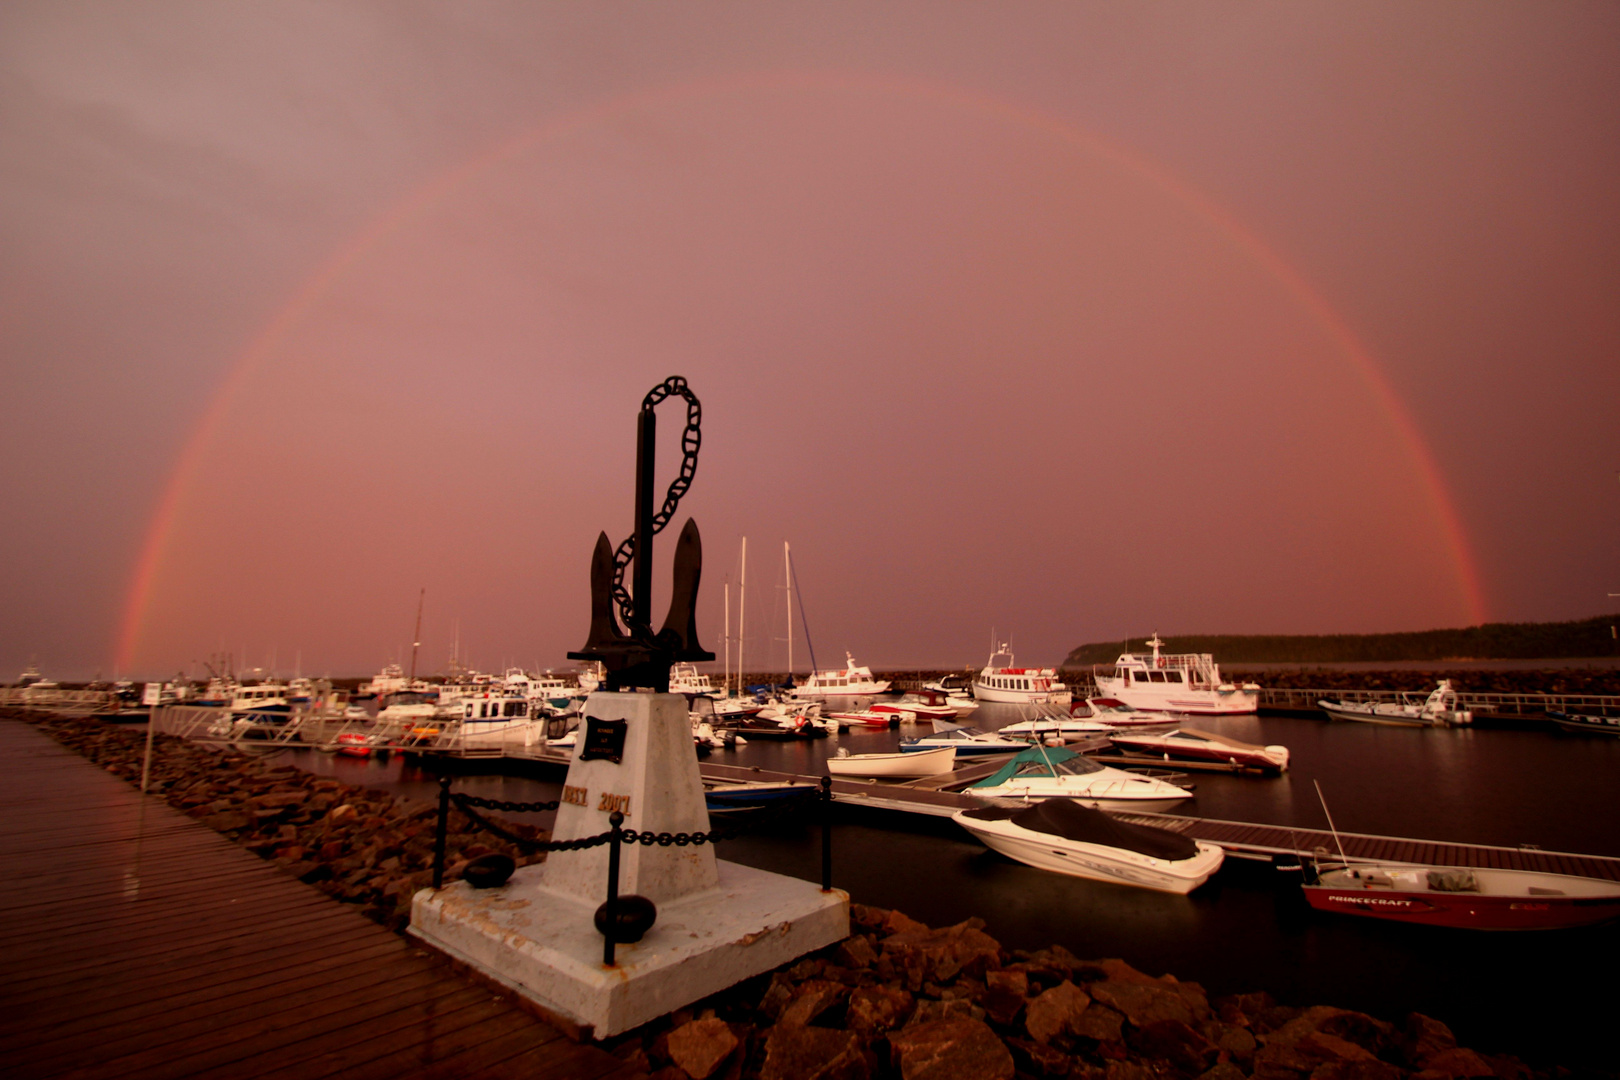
[0,720,628,1080]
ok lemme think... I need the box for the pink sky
[2,4,1617,680]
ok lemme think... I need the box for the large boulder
[1025,981,1094,1044]
[1088,981,1196,1028]
[666,1018,739,1080]
[889,1016,1015,1080]
[759,1026,871,1080]
[777,980,850,1028]
[882,920,1004,984]
[846,985,915,1035]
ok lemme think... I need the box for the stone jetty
[10,711,1589,1080]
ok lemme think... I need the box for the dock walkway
[0,720,638,1080]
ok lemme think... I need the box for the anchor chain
[609,376,702,630]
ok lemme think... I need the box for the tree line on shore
[1064,614,1620,667]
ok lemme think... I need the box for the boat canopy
[963,799,1199,861]
[970,745,1102,787]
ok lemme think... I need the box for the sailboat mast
[408,588,424,684]
[784,541,794,678]
[724,581,731,695]
[738,536,747,696]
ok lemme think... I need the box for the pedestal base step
[410,859,849,1038]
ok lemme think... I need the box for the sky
[2,2,1617,681]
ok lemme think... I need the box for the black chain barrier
[608,376,702,630]
[431,773,835,909]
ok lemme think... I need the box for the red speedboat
[1302,862,1620,930]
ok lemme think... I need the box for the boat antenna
[1313,779,1349,865]
[408,587,425,684]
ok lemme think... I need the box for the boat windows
[1166,671,1184,683]
[1148,671,1166,683]
[1133,671,1149,683]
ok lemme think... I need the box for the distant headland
[1065,612,1620,667]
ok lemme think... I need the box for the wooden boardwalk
[0,720,639,1080]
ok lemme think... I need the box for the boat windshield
[1015,755,1104,777]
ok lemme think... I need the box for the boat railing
[1259,686,1620,718]
[0,687,121,712]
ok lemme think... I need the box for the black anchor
[568,377,714,692]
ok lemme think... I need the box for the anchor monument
[411,378,848,1038]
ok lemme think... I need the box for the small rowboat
[1302,862,1620,930]
[334,731,373,758]
[825,745,955,778]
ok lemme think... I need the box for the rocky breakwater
[19,712,545,931]
[603,905,1557,1080]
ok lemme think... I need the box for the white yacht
[971,645,1071,704]
[1091,635,1259,715]
[669,663,719,697]
[789,653,891,698]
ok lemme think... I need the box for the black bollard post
[432,774,451,890]
[603,810,624,967]
[820,775,833,892]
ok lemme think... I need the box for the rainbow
[114,70,1486,673]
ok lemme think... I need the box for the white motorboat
[968,745,1193,811]
[1317,681,1472,727]
[827,708,914,728]
[972,644,1071,704]
[997,707,1116,741]
[826,745,956,778]
[900,723,1034,756]
[954,799,1224,894]
[1108,726,1290,772]
[1077,697,1187,728]
[1091,634,1259,715]
[790,653,891,698]
[871,691,960,723]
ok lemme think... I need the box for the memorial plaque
[580,716,629,764]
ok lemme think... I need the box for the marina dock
[0,720,638,1080]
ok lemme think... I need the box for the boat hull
[1318,702,1448,727]
[1303,879,1620,930]
[954,812,1223,893]
[826,746,955,778]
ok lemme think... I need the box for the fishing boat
[1317,681,1473,727]
[1108,727,1290,773]
[1091,635,1259,714]
[971,644,1071,704]
[953,799,1225,894]
[1301,862,1620,930]
[1545,710,1620,736]
[789,653,891,698]
[669,663,720,697]
[826,745,955,778]
[968,745,1193,811]
[899,723,1034,756]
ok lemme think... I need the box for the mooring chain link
[609,376,703,630]
[446,783,822,856]
[453,793,561,814]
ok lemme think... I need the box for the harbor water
[262,703,1620,1069]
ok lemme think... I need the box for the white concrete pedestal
[409,691,848,1037]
